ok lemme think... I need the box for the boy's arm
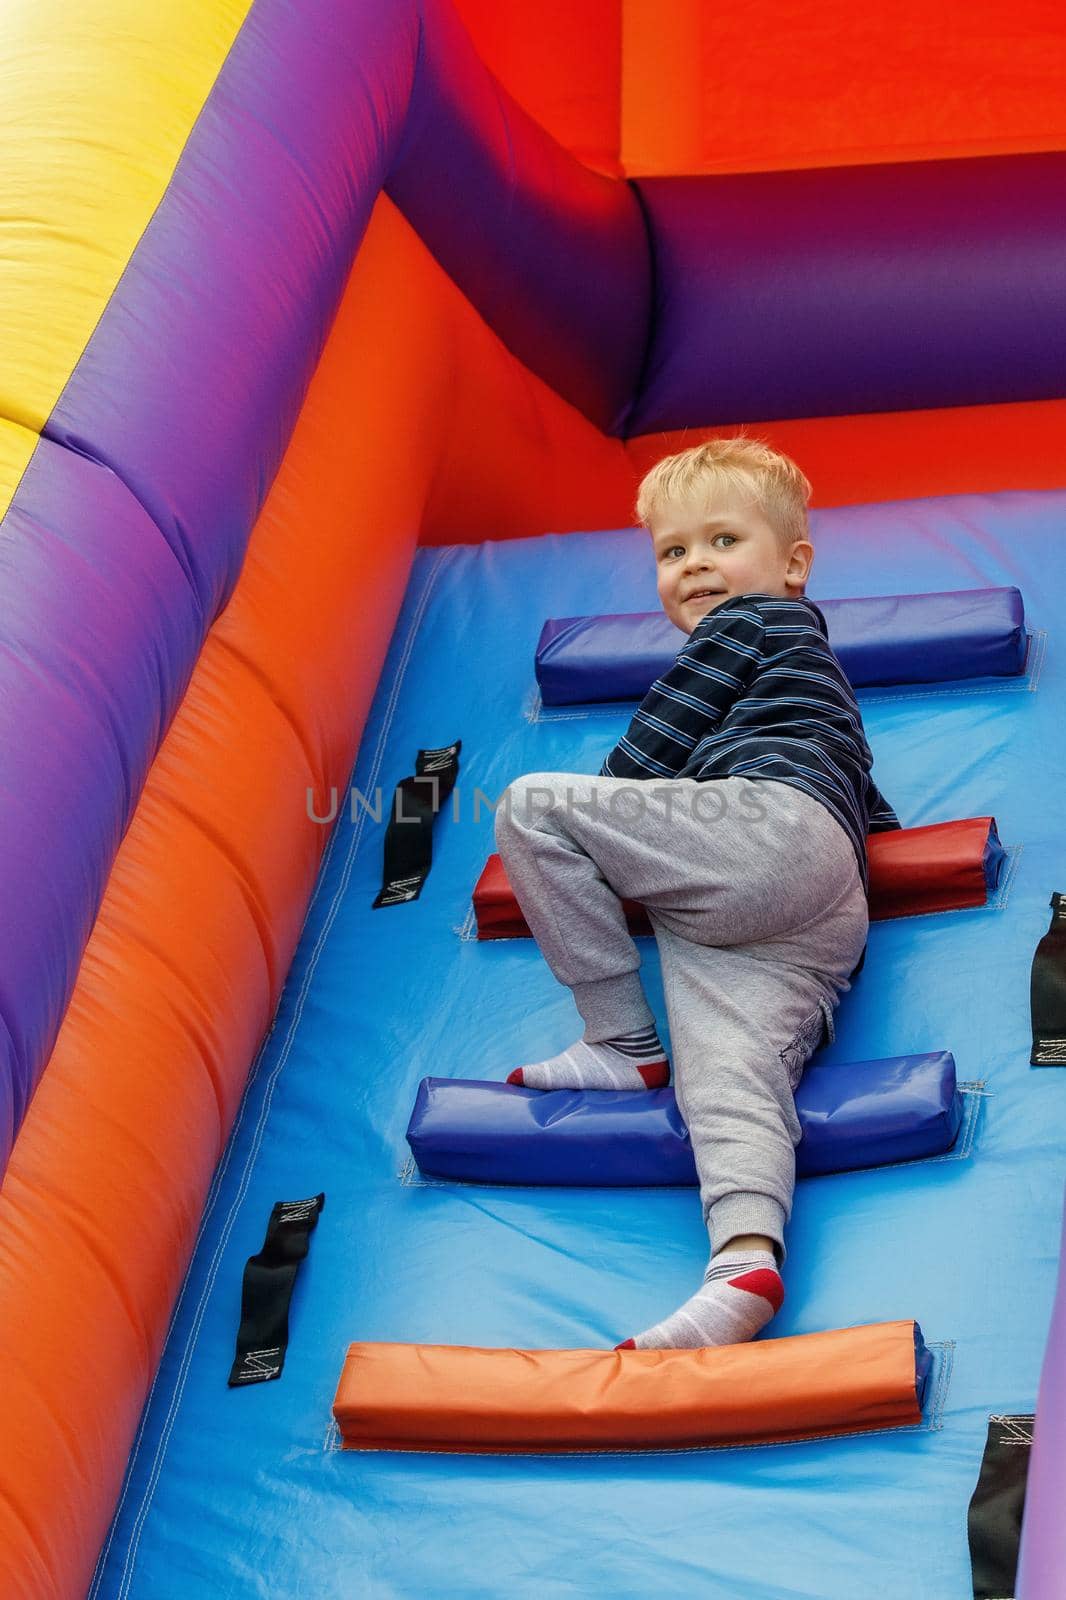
[867,778,903,831]
[599,603,766,780]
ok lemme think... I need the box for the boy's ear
[788,540,815,585]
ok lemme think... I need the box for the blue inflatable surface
[94,490,1066,1599]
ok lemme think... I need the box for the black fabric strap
[228,1193,325,1386]
[373,741,461,908]
[1030,892,1066,1064]
[968,1413,1033,1600]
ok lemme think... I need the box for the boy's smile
[648,486,814,634]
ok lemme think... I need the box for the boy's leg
[494,769,855,1024]
[615,830,869,1349]
[494,773,669,1043]
[493,771,864,1092]
[495,772,678,1089]
[652,928,851,1259]
[613,933,838,1350]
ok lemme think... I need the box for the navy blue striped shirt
[599,592,901,895]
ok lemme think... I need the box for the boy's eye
[660,535,734,559]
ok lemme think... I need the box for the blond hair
[635,436,812,557]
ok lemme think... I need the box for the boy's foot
[613,1249,783,1349]
[506,1026,669,1090]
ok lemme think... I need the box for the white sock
[506,1026,669,1090]
[615,1249,784,1349]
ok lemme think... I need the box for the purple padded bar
[0,440,204,1166]
[406,1052,962,1187]
[627,154,1066,432]
[1,0,648,1177]
[535,587,1027,706]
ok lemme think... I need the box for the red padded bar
[474,816,1001,939]
[867,816,999,918]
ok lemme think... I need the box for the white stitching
[876,843,1021,923]
[989,843,1023,911]
[989,1414,1035,1445]
[917,1082,985,1166]
[858,630,1043,703]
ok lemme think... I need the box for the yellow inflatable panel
[0,418,39,513]
[0,0,251,473]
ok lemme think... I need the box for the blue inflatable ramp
[93,490,1065,1600]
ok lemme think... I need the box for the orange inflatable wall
[0,199,635,1600]
[457,0,1066,179]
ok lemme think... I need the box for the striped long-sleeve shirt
[599,592,901,896]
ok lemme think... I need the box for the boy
[494,437,901,1350]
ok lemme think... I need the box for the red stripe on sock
[729,1269,784,1313]
[506,1068,525,1085]
[636,1060,670,1088]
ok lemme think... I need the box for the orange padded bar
[333,1320,926,1454]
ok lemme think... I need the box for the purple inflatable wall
[0,0,649,1177]
[626,154,1066,432]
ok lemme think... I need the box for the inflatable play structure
[3,2,1066,1595]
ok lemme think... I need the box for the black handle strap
[1030,892,1066,1064]
[373,741,461,907]
[968,1413,1033,1599]
[228,1193,325,1386]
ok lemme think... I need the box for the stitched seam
[779,1006,830,1085]
[92,812,356,1587]
[857,632,1042,703]
[104,549,451,1596]
[875,843,1021,924]
[779,867,865,939]
[990,843,1023,911]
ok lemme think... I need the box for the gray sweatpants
[494,774,869,1262]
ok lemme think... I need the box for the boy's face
[648,485,814,634]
